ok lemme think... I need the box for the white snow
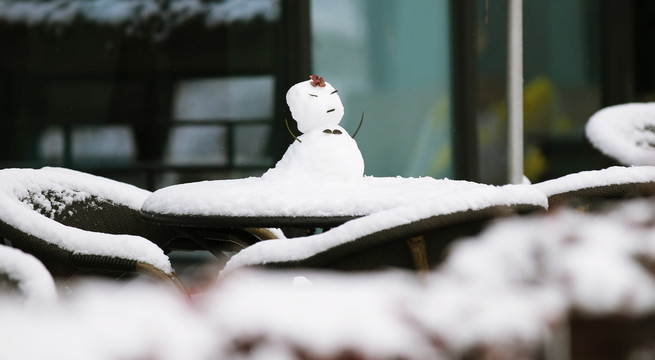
[142,175,496,218]
[533,165,655,197]
[0,269,565,360]
[586,103,655,166]
[202,270,441,359]
[0,281,216,360]
[222,184,547,271]
[0,168,171,273]
[0,245,57,303]
[442,201,655,316]
[262,125,365,181]
[405,277,565,355]
[40,167,151,210]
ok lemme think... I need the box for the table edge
[140,211,361,229]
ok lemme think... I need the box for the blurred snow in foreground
[5,198,655,359]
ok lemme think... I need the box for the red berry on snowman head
[309,75,326,87]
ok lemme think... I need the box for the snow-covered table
[140,176,490,248]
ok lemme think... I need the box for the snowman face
[286,80,345,134]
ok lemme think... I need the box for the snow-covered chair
[441,199,655,360]
[585,103,655,166]
[0,167,184,292]
[533,166,655,211]
[222,184,547,273]
[0,244,57,302]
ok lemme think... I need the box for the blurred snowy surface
[443,201,655,317]
[0,245,57,303]
[7,198,655,359]
[0,269,564,360]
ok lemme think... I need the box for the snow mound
[202,269,563,359]
[586,103,655,166]
[0,281,214,360]
[442,200,655,316]
[0,245,57,303]
[262,126,364,182]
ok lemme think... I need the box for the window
[2,0,654,188]
[469,0,604,184]
[311,0,452,178]
[0,0,290,189]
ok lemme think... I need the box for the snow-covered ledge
[533,166,655,202]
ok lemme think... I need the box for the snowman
[262,75,365,181]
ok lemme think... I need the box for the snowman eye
[309,94,318,97]
[331,90,338,94]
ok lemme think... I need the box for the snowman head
[286,75,345,134]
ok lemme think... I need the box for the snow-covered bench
[222,184,547,273]
[0,167,185,293]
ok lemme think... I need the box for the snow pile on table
[142,176,494,218]
[0,245,57,303]
[0,167,172,273]
[222,183,547,271]
[585,103,655,166]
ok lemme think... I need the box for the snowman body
[263,125,364,181]
[263,76,364,181]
